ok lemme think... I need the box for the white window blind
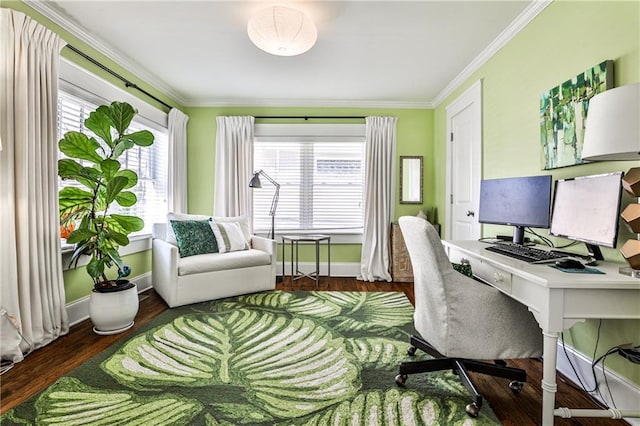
[253,124,365,235]
[57,90,168,234]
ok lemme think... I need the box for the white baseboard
[556,342,640,425]
[65,272,153,327]
[278,261,360,278]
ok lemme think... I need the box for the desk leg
[541,330,559,426]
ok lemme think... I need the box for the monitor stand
[586,244,604,261]
[512,226,526,245]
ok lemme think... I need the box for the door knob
[466,210,475,217]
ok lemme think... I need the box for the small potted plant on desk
[58,101,154,335]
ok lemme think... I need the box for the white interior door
[445,80,482,241]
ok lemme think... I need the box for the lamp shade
[247,6,317,57]
[581,82,640,161]
[248,172,262,188]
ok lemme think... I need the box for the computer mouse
[555,259,585,269]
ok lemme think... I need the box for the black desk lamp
[249,170,280,240]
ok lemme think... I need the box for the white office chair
[396,216,543,417]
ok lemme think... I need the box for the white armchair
[152,222,277,308]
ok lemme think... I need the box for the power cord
[0,306,33,375]
[560,322,639,411]
[617,344,640,364]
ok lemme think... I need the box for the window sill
[60,233,152,271]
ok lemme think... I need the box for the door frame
[444,80,482,240]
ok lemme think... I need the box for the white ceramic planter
[89,282,139,335]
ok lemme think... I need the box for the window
[253,124,365,236]
[57,60,169,236]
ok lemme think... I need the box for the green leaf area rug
[2,291,500,426]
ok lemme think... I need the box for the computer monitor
[550,172,623,260]
[478,175,552,245]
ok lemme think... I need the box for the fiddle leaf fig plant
[58,101,154,292]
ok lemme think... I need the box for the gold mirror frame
[400,156,423,204]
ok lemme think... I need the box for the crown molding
[182,97,434,109]
[432,0,553,107]
[25,0,550,111]
[24,0,187,106]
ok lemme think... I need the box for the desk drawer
[447,247,513,293]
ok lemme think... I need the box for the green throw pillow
[452,262,473,278]
[170,219,219,258]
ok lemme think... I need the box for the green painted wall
[4,1,182,302]
[434,0,640,385]
[184,106,433,262]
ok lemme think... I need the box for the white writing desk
[442,240,640,425]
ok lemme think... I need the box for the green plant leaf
[103,309,360,419]
[110,214,144,232]
[103,101,136,135]
[57,158,83,179]
[116,169,138,188]
[108,231,130,246]
[104,176,129,205]
[66,229,96,244]
[58,131,103,163]
[115,191,137,207]
[125,130,154,147]
[58,187,93,215]
[101,158,121,180]
[112,139,135,159]
[85,108,113,147]
[86,256,105,279]
[28,377,202,426]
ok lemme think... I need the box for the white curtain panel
[213,116,255,218]
[0,9,69,362]
[359,116,398,282]
[168,108,189,213]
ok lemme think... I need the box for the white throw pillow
[213,216,251,245]
[166,212,212,246]
[213,221,249,253]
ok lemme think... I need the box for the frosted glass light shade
[247,6,317,57]
[581,83,640,161]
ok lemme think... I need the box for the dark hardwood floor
[0,277,628,425]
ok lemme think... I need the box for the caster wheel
[509,380,524,393]
[407,346,417,356]
[395,374,407,387]
[494,359,507,367]
[465,402,480,418]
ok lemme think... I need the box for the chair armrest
[251,235,276,257]
[251,236,278,282]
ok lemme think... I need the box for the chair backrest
[398,216,461,352]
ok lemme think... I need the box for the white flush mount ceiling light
[247,6,317,56]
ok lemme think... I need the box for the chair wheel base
[465,402,480,417]
[395,374,407,387]
[509,380,524,393]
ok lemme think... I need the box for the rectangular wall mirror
[400,156,423,204]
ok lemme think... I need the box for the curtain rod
[65,44,173,110]
[254,116,366,120]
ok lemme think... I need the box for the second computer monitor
[550,172,623,260]
[479,175,553,245]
